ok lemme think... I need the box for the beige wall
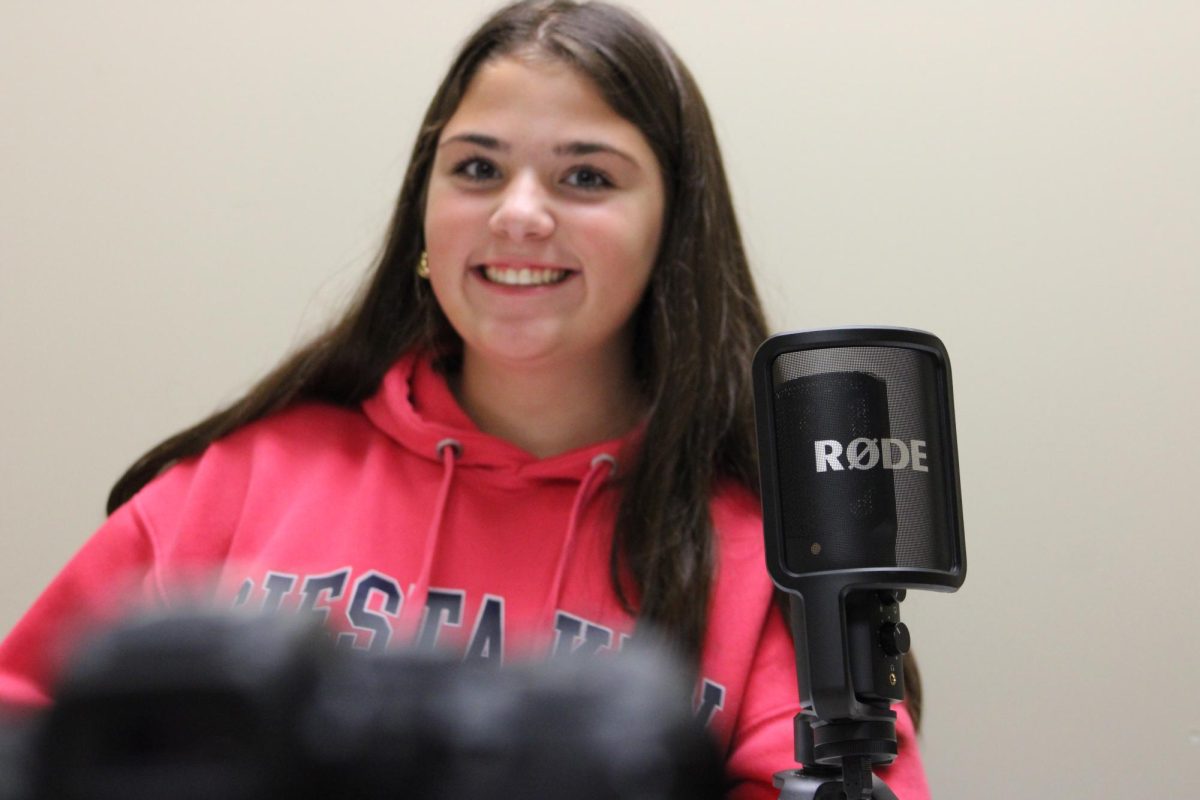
[2,1,1198,796]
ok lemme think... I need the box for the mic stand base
[774,765,898,800]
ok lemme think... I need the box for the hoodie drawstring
[541,453,617,626]
[406,438,460,639]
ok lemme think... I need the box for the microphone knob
[879,622,911,657]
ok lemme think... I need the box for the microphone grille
[770,346,954,574]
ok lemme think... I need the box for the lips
[476,264,574,287]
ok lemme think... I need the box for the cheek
[577,201,662,278]
[617,189,665,275]
[423,183,482,257]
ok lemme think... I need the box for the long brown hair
[106,1,920,723]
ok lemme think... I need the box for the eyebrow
[553,141,637,166]
[439,132,639,166]
[440,133,507,151]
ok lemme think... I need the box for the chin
[464,336,567,369]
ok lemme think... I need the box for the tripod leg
[869,775,899,800]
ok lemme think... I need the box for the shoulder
[710,479,762,525]
[213,402,376,461]
[128,402,379,530]
[163,401,387,489]
[706,480,775,639]
[704,480,775,662]
[709,479,765,562]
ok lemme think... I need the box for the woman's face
[424,56,665,373]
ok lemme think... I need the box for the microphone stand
[773,724,899,800]
[774,591,909,800]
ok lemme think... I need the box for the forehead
[441,56,653,155]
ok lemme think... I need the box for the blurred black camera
[0,611,723,799]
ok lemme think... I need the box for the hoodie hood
[362,351,630,634]
[362,351,635,481]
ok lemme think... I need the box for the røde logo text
[814,438,929,473]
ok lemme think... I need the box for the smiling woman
[0,2,928,798]
[425,56,665,455]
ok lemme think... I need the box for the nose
[489,171,555,241]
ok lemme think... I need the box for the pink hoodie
[0,352,930,798]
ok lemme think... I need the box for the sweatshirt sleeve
[724,600,932,800]
[0,499,161,710]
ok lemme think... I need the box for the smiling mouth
[478,265,573,287]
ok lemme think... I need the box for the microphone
[752,327,966,799]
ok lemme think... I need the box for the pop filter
[753,327,965,796]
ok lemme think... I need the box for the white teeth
[483,266,569,286]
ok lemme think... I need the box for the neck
[454,348,644,459]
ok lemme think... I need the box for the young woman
[0,1,929,796]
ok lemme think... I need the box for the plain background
[2,1,1198,796]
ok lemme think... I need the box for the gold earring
[417,250,430,279]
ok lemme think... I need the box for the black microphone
[752,327,966,799]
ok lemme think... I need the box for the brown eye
[454,158,500,182]
[564,166,613,190]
